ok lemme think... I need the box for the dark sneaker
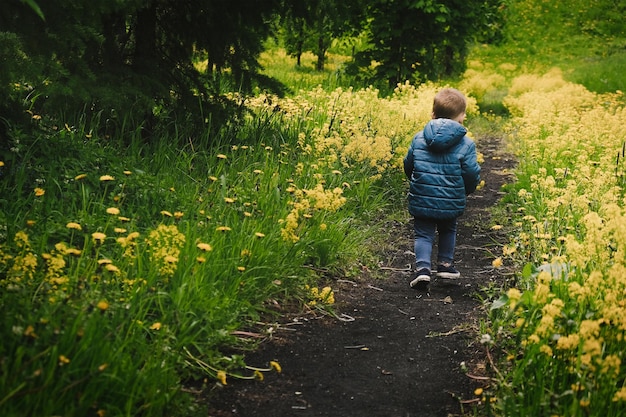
[410,268,431,291]
[436,263,461,279]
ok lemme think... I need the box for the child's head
[432,88,466,123]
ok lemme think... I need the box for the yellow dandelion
[224,197,235,203]
[244,211,253,217]
[255,232,265,238]
[216,226,232,232]
[34,187,45,197]
[105,264,120,273]
[332,170,342,175]
[66,248,81,256]
[99,175,115,181]
[164,255,178,263]
[270,361,282,373]
[114,227,127,233]
[237,266,246,272]
[98,363,108,372]
[123,170,132,175]
[160,210,173,217]
[66,222,82,230]
[74,173,87,180]
[26,219,36,227]
[474,388,483,396]
[24,325,37,338]
[217,154,227,159]
[58,355,71,365]
[196,256,206,263]
[492,257,503,268]
[106,207,120,215]
[174,211,184,218]
[149,322,162,330]
[209,176,218,181]
[253,169,263,174]
[0,161,4,167]
[491,225,503,230]
[98,259,113,265]
[217,370,227,385]
[92,232,107,243]
[118,216,130,222]
[197,242,213,252]
[96,300,109,311]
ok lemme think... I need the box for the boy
[403,88,481,291]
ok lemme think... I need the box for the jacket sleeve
[403,144,414,179]
[461,140,481,195]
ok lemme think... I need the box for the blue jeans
[413,216,457,271]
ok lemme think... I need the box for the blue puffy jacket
[403,118,481,219]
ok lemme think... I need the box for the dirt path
[204,136,515,417]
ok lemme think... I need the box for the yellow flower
[106,207,120,215]
[74,173,87,180]
[491,224,503,230]
[34,187,45,197]
[255,232,265,238]
[217,154,227,159]
[123,170,132,175]
[217,370,227,385]
[474,388,484,396]
[216,226,232,232]
[209,176,218,181]
[58,355,71,365]
[149,322,162,330]
[160,210,173,217]
[99,175,115,181]
[237,266,246,272]
[174,211,184,219]
[114,227,127,233]
[197,242,213,251]
[118,216,130,222]
[105,264,120,273]
[492,257,503,268]
[98,259,113,265]
[92,232,107,243]
[0,161,4,167]
[97,300,109,311]
[270,361,282,373]
[66,248,81,256]
[66,222,82,230]
[224,197,235,203]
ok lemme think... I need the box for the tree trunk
[133,5,157,73]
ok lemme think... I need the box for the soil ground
[203,135,516,417]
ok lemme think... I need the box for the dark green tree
[352,0,504,89]
[0,0,285,134]
[281,0,365,71]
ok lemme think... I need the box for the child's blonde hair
[433,88,466,119]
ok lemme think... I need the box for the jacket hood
[423,118,467,152]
